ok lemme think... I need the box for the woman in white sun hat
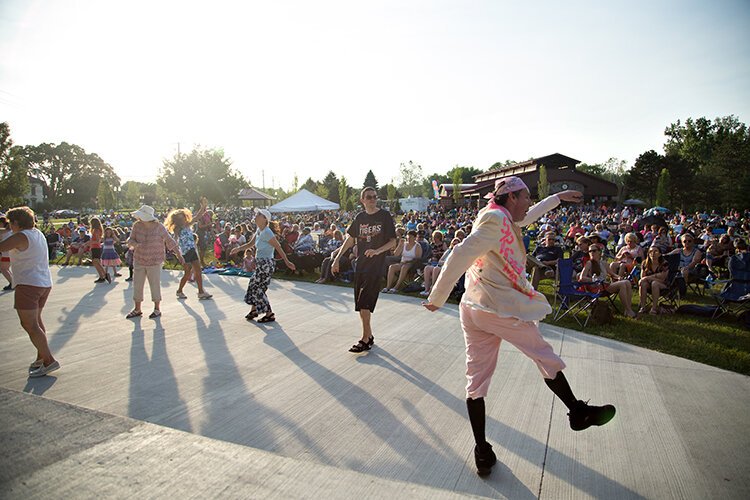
[126,205,185,319]
[230,208,295,323]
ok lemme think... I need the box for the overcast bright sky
[1,0,748,191]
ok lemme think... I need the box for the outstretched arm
[518,190,583,227]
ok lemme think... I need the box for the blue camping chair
[712,253,750,319]
[552,258,607,328]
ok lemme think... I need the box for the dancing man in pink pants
[423,176,616,477]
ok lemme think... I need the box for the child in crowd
[99,227,121,282]
[243,248,256,273]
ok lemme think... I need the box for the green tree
[96,179,115,210]
[625,150,663,206]
[292,173,299,192]
[363,170,379,191]
[601,157,628,203]
[537,164,549,199]
[452,169,462,205]
[489,159,517,171]
[301,177,318,192]
[338,175,349,211]
[446,165,482,183]
[662,115,750,210]
[576,162,607,178]
[315,184,329,200]
[322,171,340,204]
[14,142,119,205]
[123,181,142,208]
[655,169,670,207]
[158,146,246,206]
[397,160,424,197]
[0,123,29,208]
[386,183,400,212]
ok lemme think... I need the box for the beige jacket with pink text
[428,194,561,322]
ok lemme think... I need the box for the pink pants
[460,303,566,399]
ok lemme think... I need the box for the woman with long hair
[638,246,669,315]
[88,217,108,283]
[579,244,637,318]
[165,197,212,300]
[230,208,295,323]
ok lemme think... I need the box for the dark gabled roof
[238,187,275,201]
[484,153,581,174]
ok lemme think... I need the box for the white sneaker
[198,292,213,300]
[176,290,187,299]
[29,360,60,378]
[381,288,389,293]
[388,288,399,294]
[419,290,429,296]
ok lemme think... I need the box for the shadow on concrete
[173,299,334,463]
[255,321,466,491]
[22,375,57,395]
[49,283,117,353]
[358,347,641,499]
[128,317,192,433]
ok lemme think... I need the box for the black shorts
[184,247,199,264]
[91,248,102,259]
[353,272,381,312]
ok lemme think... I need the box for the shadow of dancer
[22,375,57,395]
[255,321,465,482]
[49,283,118,353]
[176,300,334,462]
[357,347,642,499]
[127,318,192,432]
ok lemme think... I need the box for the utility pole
[262,170,265,189]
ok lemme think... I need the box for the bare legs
[17,308,55,366]
[92,258,105,279]
[385,263,413,290]
[606,280,635,317]
[0,260,12,287]
[178,260,206,295]
[423,265,441,293]
[359,309,372,343]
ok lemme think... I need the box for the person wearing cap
[331,186,397,353]
[423,176,616,477]
[0,206,59,377]
[125,205,185,319]
[230,208,296,323]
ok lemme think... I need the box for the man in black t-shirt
[332,187,396,353]
[527,234,564,289]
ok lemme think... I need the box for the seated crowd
[19,202,750,323]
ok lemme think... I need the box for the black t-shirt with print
[347,209,396,275]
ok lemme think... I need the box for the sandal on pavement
[257,313,275,323]
[349,340,371,353]
[245,311,259,321]
[126,310,143,319]
[149,310,162,319]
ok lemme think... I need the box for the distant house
[462,153,618,206]
[24,176,46,209]
[438,183,477,208]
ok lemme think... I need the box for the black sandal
[349,340,371,353]
[257,313,275,323]
[245,311,258,321]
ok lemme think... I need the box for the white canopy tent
[268,189,340,213]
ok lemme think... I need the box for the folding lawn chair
[712,252,750,319]
[552,258,607,328]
